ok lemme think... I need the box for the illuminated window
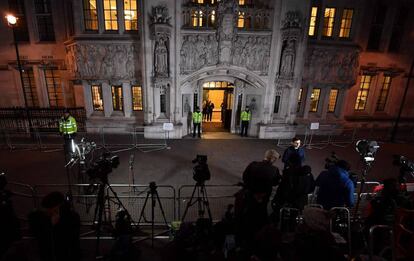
[297,88,303,112]
[83,0,98,31]
[239,0,245,5]
[91,85,103,111]
[308,7,318,36]
[22,68,39,107]
[376,76,391,111]
[8,0,30,41]
[124,0,137,31]
[132,86,143,111]
[208,10,216,27]
[309,88,321,112]
[192,0,204,3]
[112,86,123,111]
[328,89,338,112]
[104,0,118,31]
[44,68,64,107]
[354,75,372,111]
[202,81,234,88]
[34,0,55,41]
[339,9,353,38]
[191,10,204,27]
[322,8,335,37]
[238,12,245,28]
[239,0,252,5]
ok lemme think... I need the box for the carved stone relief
[180,34,219,74]
[150,5,171,25]
[232,35,271,75]
[303,47,359,85]
[154,35,169,77]
[65,43,139,80]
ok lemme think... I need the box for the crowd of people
[1,137,414,260]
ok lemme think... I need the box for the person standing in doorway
[192,106,202,138]
[59,109,77,159]
[240,106,251,137]
[208,102,215,122]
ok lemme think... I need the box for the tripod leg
[181,184,198,222]
[93,185,105,257]
[201,185,212,221]
[138,192,151,224]
[155,191,169,227]
[151,193,155,247]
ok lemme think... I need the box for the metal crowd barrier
[330,207,352,257]
[369,225,395,261]
[7,182,37,222]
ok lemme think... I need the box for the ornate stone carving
[282,11,302,29]
[231,35,271,75]
[180,34,219,74]
[217,0,237,64]
[65,43,139,80]
[154,36,169,77]
[303,47,359,85]
[150,5,171,25]
[280,40,295,78]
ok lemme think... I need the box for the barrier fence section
[32,184,176,226]
[178,184,241,222]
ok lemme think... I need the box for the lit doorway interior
[202,81,234,132]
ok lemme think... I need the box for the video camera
[393,155,414,182]
[355,140,379,164]
[192,155,210,183]
[87,152,120,183]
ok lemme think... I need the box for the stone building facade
[0,0,413,138]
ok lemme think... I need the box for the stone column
[97,0,105,34]
[122,82,132,117]
[302,86,312,119]
[82,81,93,117]
[336,88,348,119]
[102,82,113,117]
[117,0,125,34]
[320,87,331,120]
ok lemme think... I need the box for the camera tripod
[181,181,212,222]
[353,160,374,218]
[92,179,135,257]
[137,182,169,247]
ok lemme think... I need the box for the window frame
[44,67,64,107]
[308,6,319,37]
[328,88,339,113]
[22,67,39,107]
[111,85,123,111]
[309,88,321,112]
[34,0,56,42]
[103,0,119,31]
[339,8,354,39]
[322,7,336,38]
[91,85,104,111]
[83,0,99,32]
[297,88,303,113]
[8,0,30,42]
[375,76,391,111]
[354,75,372,111]
[124,0,138,31]
[131,85,143,111]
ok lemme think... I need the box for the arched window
[208,10,216,27]
[237,11,245,28]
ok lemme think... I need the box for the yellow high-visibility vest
[59,116,77,135]
[192,111,202,123]
[241,110,251,121]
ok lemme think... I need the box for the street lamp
[5,14,32,131]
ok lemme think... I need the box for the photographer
[314,160,355,210]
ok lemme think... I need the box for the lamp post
[6,14,32,132]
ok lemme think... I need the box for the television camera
[87,152,120,183]
[192,154,211,183]
[393,155,414,183]
[355,140,380,164]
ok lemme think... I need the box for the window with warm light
[309,88,321,112]
[112,86,123,111]
[354,75,372,111]
[132,86,143,111]
[202,81,234,88]
[8,0,30,41]
[308,7,318,36]
[22,68,39,107]
[239,0,245,5]
[237,11,245,28]
[91,85,103,111]
[124,0,137,31]
[297,88,303,112]
[322,8,335,37]
[83,0,98,31]
[104,0,118,31]
[328,89,338,112]
[192,0,204,3]
[44,68,64,107]
[376,76,391,111]
[339,9,353,38]
[208,10,216,27]
[191,10,204,27]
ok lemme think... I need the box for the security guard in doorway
[192,106,202,138]
[59,109,77,157]
[240,106,251,137]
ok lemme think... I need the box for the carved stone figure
[151,5,170,24]
[154,36,168,76]
[280,40,296,77]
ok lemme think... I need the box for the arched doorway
[201,81,234,132]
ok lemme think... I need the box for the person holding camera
[314,160,355,210]
[282,137,305,170]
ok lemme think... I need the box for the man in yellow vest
[59,109,77,157]
[240,106,251,137]
[192,106,202,138]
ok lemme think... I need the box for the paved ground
[1,138,413,188]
